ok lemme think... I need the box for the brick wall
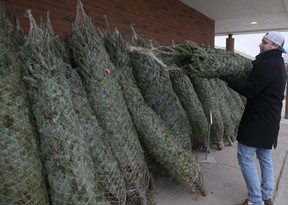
[3,0,215,46]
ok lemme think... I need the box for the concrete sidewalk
[154,104,288,205]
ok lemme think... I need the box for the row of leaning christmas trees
[0,1,253,204]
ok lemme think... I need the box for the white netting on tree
[0,4,49,204]
[69,1,149,202]
[18,10,109,204]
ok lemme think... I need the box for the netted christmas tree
[0,4,49,204]
[42,12,127,205]
[190,76,225,147]
[68,1,149,202]
[127,39,251,148]
[102,27,206,197]
[129,29,193,152]
[209,78,237,144]
[169,69,208,146]
[66,67,127,205]
[18,10,109,204]
[150,41,252,80]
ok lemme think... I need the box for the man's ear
[272,43,280,50]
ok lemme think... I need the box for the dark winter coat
[226,49,287,149]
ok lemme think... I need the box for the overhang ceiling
[180,0,288,36]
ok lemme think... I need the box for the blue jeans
[237,142,274,205]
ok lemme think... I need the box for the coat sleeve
[226,61,274,98]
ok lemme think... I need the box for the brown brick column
[226,34,234,52]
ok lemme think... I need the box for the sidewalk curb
[274,150,288,205]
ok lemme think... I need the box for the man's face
[259,37,279,53]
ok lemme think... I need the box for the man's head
[259,31,286,53]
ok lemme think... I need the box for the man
[220,31,287,205]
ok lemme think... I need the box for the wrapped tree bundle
[69,1,149,200]
[0,5,49,204]
[19,11,109,204]
[227,86,246,130]
[215,79,244,131]
[130,41,250,147]
[169,69,208,146]
[42,15,127,204]
[209,79,236,144]
[66,67,127,205]
[151,41,253,80]
[130,32,193,152]
[102,28,206,196]
[228,86,246,111]
[190,76,224,147]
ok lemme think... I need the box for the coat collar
[254,49,282,64]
